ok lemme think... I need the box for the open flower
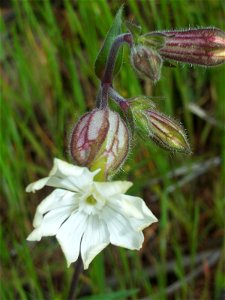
[26,158,157,269]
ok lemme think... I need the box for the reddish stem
[98,33,133,109]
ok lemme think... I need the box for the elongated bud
[146,110,191,153]
[130,45,162,82]
[129,97,191,153]
[155,28,225,66]
[69,109,130,177]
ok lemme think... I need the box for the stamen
[86,195,97,205]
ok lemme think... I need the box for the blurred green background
[1,0,225,299]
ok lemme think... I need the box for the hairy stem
[99,83,111,109]
[102,33,133,84]
[97,33,133,109]
[108,87,130,110]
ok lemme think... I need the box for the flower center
[86,195,97,205]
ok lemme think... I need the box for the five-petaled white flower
[26,158,158,269]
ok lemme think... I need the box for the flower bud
[129,98,191,153]
[69,109,130,177]
[156,28,225,66]
[146,110,191,153]
[130,45,162,82]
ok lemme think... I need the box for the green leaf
[94,5,124,80]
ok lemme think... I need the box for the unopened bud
[156,28,225,66]
[69,109,130,177]
[130,45,162,82]
[130,98,191,153]
[146,110,191,153]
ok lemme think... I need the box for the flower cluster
[26,8,225,270]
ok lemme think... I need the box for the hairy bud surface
[146,110,191,153]
[69,109,130,177]
[157,28,225,66]
[130,97,191,153]
[130,45,162,82]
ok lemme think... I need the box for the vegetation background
[1,0,224,299]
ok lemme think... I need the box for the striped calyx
[130,45,162,82]
[69,109,130,178]
[157,28,225,66]
[129,96,191,153]
[145,110,191,153]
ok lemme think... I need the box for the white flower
[26,158,158,269]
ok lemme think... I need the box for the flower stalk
[108,87,130,110]
[102,33,133,84]
[98,33,133,109]
[67,256,83,300]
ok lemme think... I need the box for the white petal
[93,181,133,198]
[101,206,144,250]
[50,158,100,184]
[33,189,78,227]
[109,194,158,231]
[26,177,49,193]
[47,177,81,192]
[26,159,100,193]
[81,216,109,270]
[25,176,77,193]
[26,176,85,193]
[56,168,100,194]
[68,170,96,191]
[27,228,43,241]
[36,206,74,237]
[49,158,85,177]
[56,211,88,267]
[26,164,86,193]
[27,207,71,241]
